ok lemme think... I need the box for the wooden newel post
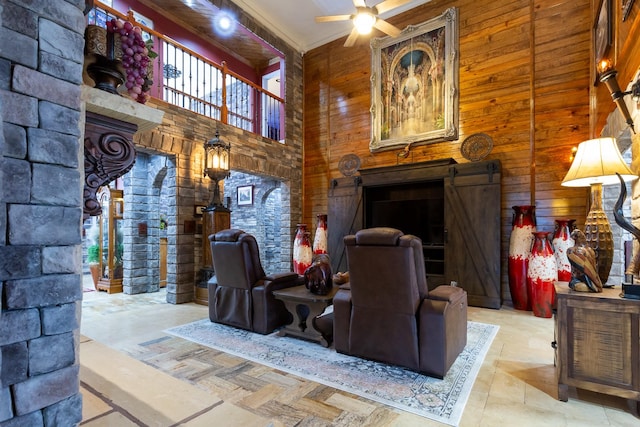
[221,61,229,124]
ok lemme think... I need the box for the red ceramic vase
[313,214,328,255]
[508,205,536,310]
[527,231,558,318]
[293,224,313,275]
[552,219,576,282]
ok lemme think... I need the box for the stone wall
[601,69,640,286]
[0,0,84,424]
[225,171,286,274]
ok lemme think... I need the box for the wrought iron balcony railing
[87,2,284,141]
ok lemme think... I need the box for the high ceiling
[136,0,430,70]
[232,0,431,53]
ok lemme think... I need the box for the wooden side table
[273,284,338,347]
[554,282,640,413]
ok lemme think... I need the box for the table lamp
[561,137,636,285]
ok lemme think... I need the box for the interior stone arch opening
[225,171,290,274]
[121,151,177,294]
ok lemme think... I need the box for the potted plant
[86,223,101,288]
[87,244,101,288]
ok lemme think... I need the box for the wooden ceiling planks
[136,0,281,70]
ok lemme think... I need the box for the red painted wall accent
[113,0,275,82]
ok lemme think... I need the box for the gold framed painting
[369,7,459,153]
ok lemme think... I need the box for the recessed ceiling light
[214,10,236,36]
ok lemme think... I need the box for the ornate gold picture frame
[370,7,459,153]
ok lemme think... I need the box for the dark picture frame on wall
[594,0,612,84]
[237,185,253,206]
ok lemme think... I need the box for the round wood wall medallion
[461,133,493,162]
[338,154,361,176]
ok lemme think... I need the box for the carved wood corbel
[83,112,137,219]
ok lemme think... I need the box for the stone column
[0,1,85,424]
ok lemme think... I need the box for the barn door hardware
[486,161,498,182]
[353,176,362,191]
[449,166,458,185]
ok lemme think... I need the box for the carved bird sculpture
[567,229,603,293]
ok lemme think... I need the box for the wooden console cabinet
[554,282,640,412]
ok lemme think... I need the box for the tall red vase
[508,205,536,310]
[293,224,313,275]
[527,231,557,318]
[552,219,576,282]
[313,214,328,255]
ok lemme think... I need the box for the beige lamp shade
[561,137,636,187]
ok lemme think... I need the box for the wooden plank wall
[303,0,595,302]
[594,1,640,133]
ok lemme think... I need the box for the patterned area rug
[165,320,498,426]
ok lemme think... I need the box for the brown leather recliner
[334,227,467,378]
[208,229,300,334]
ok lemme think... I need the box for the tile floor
[79,281,639,426]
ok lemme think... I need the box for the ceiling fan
[315,0,412,47]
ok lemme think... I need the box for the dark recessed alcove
[365,180,445,277]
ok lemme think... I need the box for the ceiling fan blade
[315,14,353,23]
[374,0,412,15]
[374,18,401,37]
[344,27,360,47]
[353,0,367,8]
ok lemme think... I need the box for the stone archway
[225,171,292,275]
[259,184,283,274]
[121,152,177,295]
[152,159,170,289]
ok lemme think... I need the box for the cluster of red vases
[293,214,328,275]
[508,206,575,318]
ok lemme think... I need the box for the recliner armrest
[261,272,303,293]
[420,298,448,316]
[338,282,350,291]
[333,288,352,354]
[264,271,299,283]
[418,286,467,378]
[428,285,465,303]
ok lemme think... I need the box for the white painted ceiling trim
[231,0,431,53]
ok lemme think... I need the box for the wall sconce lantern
[599,68,640,133]
[204,129,231,210]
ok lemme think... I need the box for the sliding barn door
[444,161,501,308]
[327,177,363,273]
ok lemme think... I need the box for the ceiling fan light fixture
[354,11,376,34]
